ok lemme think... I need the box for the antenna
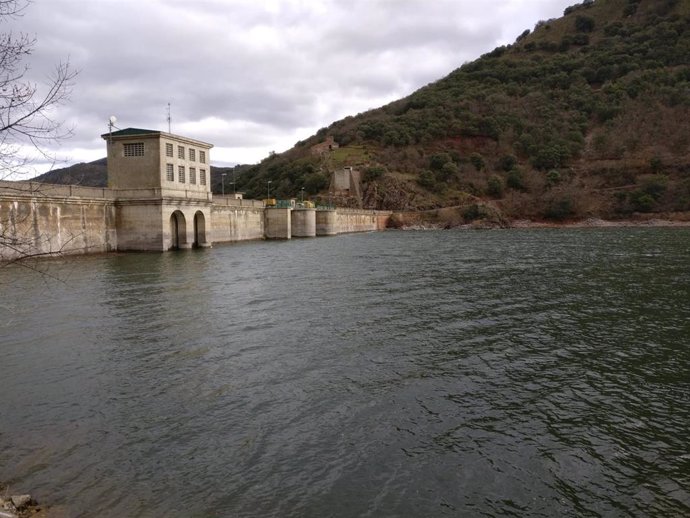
[107,115,119,144]
[167,102,171,133]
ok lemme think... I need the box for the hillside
[239,0,690,222]
[33,160,249,195]
[34,158,108,187]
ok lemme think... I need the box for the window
[199,150,206,164]
[123,142,144,157]
[190,167,196,184]
[166,163,174,181]
[189,149,196,162]
[178,165,185,183]
[200,169,206,185]
[178,145,185,159]
[165,143,173,157]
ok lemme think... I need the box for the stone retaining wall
[0,182,117,261]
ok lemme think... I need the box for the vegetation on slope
[240,0,690,222]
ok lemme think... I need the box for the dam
[0,128,391,261]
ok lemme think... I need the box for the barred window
[199,150,206,164]
[123,142,144,157]
[165,143,173,157]
[166,163,174,181]
[189,148,196,162]
[190,167,196,185]
[178,145,185,159]
[178,165,185,183]
[200,169,206,185]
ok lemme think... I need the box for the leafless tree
[0,0,76,179]
[0,0,77,264]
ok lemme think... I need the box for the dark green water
[1,228,689,517]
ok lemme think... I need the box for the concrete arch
[193,210,208,247]
[169,210,187,250]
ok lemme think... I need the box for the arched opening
[169,210,187,250]
[193,211,206,248]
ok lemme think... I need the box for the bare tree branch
[0,0,78,264]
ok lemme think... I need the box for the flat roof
[101,127,213,148]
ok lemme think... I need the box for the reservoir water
[1,228,689,517]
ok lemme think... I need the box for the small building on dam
[0,128,390,260]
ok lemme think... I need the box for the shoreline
[394,216,690,231]
[0,486,48,518]
[509,217,690,229]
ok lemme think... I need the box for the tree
[429,152,451,171]
[363,165,386,183]
[497,154,517,172]
[0,0,77,263]
[506,168,525,191]
[575,15,595,33]
[487,175,504,198]
[303,172,328,194]
[0,1,76,179]
[469,152,485,172]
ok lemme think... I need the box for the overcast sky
[14,0,575,174]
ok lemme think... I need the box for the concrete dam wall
[336,208,390,233]
[263,208,392,239]
[1,180,392,260]
[212,196,265,243]
[0,181,117,260]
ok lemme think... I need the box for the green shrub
[304,172,328,194]
[417,169,446,192]
[642,175,667,199]
[487,175,504,198]
[363,166,386,182]
[532,145,569,170]
[506,168,525,190]
[463,204,489,222]
[469,152,486,171]
[572,33,590,45]
[547,169,562,186]
[517,29,531,41]
[623,4,638,17]
[544,197,574,220]
[429,153,452,171]
[498,154,517,172]
[438,161,459,181]
[630,192,656,212]
[418,170,436,190]
[575,15,595,33]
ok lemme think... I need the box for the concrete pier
[264,208,291,239]
[291,208,316,237]
[315,209,337,236]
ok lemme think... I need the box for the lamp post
[221,173,227,196]
[329,191,333,209]
[232,170,236,194]
[267,180,272,200]
[301,187,304,203]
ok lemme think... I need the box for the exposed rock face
[362,176,416,211]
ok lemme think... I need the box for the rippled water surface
[1,228,689,517]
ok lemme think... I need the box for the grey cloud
[13,0,574,169]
